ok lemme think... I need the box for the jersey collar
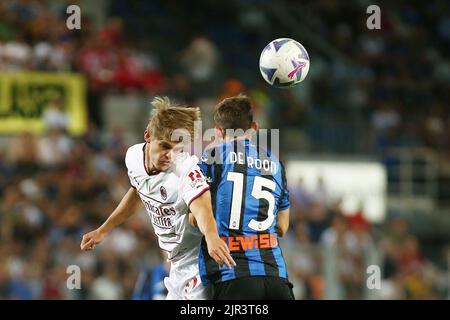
[142,143,161,176]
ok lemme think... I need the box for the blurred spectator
[1,33,32,71]
[289,222,324,300]
[312,176,331,206]
[320,213,349,248]
[97,16,125,47]
[115,45,166,93]
[0,0,449,300]
[306,201,330,243]
[90,265,124,300]
[42,97,69,131]
[8,132,40,174]
[218,79,245,102]
[179,36,220,84]
[37,129,73,167]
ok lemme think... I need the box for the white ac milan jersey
[125,143,209,268]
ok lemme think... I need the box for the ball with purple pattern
[259,38,310,88]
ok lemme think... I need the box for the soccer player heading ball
[198,94,295,300]
[80,97,235,300]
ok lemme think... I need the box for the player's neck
[223,134,251,142]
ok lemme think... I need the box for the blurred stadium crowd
[0,0,449,299]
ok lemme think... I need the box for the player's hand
[80,228,107,251]
[205,234,236,269]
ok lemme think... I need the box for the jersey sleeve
[278,161,290,211]
[177,154,210,208]
[125,146,138,189]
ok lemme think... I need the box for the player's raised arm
[276,160,290,238]
[80,187,142,251]
[189,191,236,269]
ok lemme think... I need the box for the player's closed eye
[159,142,174,150]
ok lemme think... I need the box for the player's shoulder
[200,141,230,163]
[246,139,281,163]
[125,142,145,168]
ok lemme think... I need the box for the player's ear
[215,127,224,139]
[144,128,151,142]
[251,121,258,132]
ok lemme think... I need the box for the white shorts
[164,262,211,300]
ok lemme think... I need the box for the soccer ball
[259,38,310,88]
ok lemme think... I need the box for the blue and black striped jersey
[198,138,290,285]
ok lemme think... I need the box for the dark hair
[213,94,253,131]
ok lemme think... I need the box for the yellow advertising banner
[0,72,87,135]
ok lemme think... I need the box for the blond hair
[147,96,201,142]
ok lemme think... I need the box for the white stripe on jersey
[125,143,209,265]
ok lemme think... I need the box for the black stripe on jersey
[258,129,272,177]
[201,146,222,283]
[211,147,223,210]
[230,139,251,278]
[278,160,289,207]
[256,138,280,277]
[206,163,213,187]
[203,146,215,178]
[210,146,217,187]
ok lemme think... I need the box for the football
[259,38,310,88]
